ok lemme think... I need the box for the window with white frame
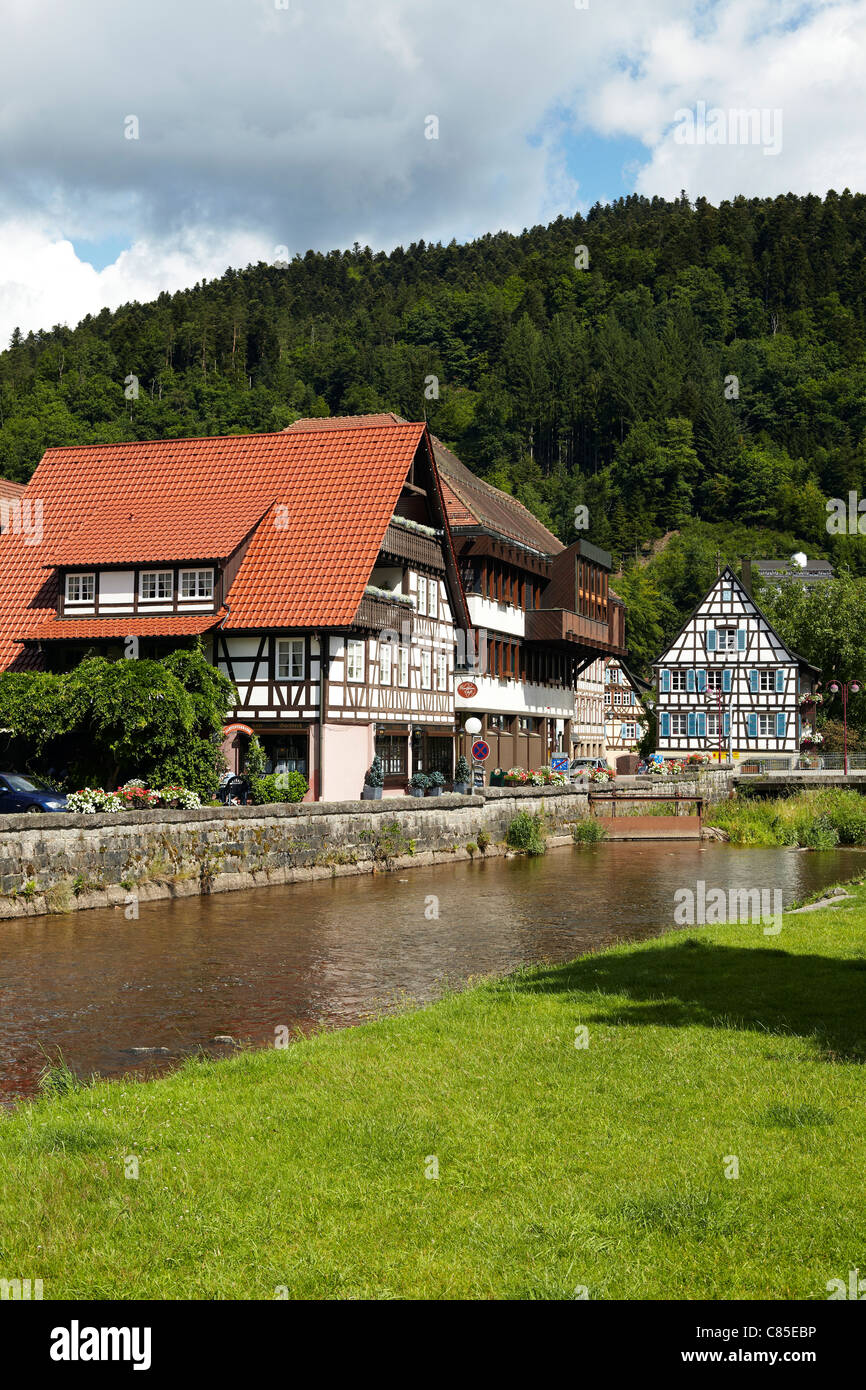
[417,575,427,614]
[437,652,448,690]
[427,580,437,618]
[757,714,775,736]
[707,713,720,738]
[420,650,432,690]
[139,570,173,601]
[759,670,776,692]
[671,670,687,691]
[716,627,737,651]
[379,641,393,686]
[346,639,364,682]
[65,572,95,604]
[398,646,409,687]
[670,714,689,737]
[276,638,305,680]
[180,568,214,599]
[707,670,723,690]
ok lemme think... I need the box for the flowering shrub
[504,767,528,784]
[800,725,824,748]
[529,768,569,786]
[686,753,710,765]
[117,783,160,809]
[66,783,201,812]
[648,758,688,776]
[799,691,824,707]
[156,784,202,808]
[589,767,615,783]
[66,788,122,813]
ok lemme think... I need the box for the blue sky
[1,0,863,343]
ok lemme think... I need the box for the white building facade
[653,567,818,761]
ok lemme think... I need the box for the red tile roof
[0,477,26,503]
[287,415,563,554]
[20,615,221,641]
[0,424,433,668]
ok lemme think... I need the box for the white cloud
[0,0,864,344]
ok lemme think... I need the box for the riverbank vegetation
[706,788,866,849]
[1,878,864,1298]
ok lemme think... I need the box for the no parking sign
[471,739,490,762]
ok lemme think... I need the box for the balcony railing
[379,520,445,570]
[352,592,415,634]
[525,607,626,654]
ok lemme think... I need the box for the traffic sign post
[471,738,490,789]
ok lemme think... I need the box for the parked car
[0,773,68,813]
[569,757,609,782]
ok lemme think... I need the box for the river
[0,841,860,1100]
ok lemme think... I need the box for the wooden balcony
[525,607,627,656]
[352,592,415,634]
[379,520,445,571]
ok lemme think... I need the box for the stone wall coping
[0,782,592,834]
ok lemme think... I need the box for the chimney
[740,557,752,597]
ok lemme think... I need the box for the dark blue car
[0,773,68,813]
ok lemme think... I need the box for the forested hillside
[3,191,866,611]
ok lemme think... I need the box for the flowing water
[0,841,860,1100]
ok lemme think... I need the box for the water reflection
[0,842,859,1099]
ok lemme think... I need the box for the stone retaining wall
[0,785,592,920]
[0,769,736,921]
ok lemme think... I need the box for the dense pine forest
[3,190,866,669]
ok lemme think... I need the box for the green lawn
[2,880,866,1300]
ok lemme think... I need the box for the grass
[706,788,866,848]
[1,883,865,1299]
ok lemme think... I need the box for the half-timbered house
[0,422,470,799]
[604,658,648,762]
[653,567,819,761]
[431,437,628,773]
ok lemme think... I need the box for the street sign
[457,680,478,699]
[473,768,485,787]
[471,739,490,762]
[551,756,568,773]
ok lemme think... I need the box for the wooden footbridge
[587,790,704,840]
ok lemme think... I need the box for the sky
[1,0,864,346]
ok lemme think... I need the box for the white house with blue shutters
[652,567,819,761]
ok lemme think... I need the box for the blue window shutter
[776,668,784,693]
[723,670,732,692]
[620,723,627,739]
[661,669,670,692]
[776,712,786,739]
[697,712,706,737]
[660,712,670,738]
[706,629,717,652]
[697,669,706,692]
[748,713,757,738]
[687,712,696,737]
[686,669,695,692]
[749,670,758,693]
[724,712,730,737]
[737,629,747,651]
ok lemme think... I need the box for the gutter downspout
[317,633,329,802]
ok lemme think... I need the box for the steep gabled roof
[0,423,437,668]
[286,414,564,556]
[430,437,563,555]
[652,566,820,674]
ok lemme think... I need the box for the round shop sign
[457,680,478,699]
[222,722,255,737]
[471,739,490,762]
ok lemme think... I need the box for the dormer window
[140,570,173,601]
[66,573,95,604]
[180,568,214,600]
